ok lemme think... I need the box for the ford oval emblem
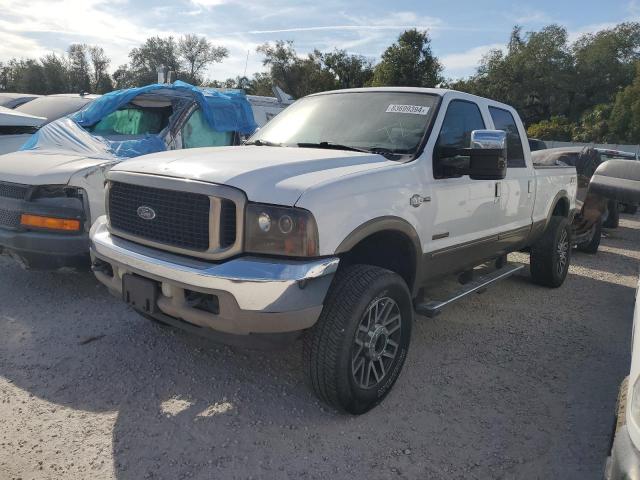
[137,206,156,220]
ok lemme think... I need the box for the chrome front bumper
[90,216,339,335]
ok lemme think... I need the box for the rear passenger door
[488,106,533,248]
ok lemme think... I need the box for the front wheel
[304,264,413,414]
[530,216,571,288]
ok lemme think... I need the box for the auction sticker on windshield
[385,104,430,115]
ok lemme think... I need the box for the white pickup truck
[90,87,577,414]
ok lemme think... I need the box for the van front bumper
[0,227,89,269]
[89,216,338,335]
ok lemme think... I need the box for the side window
[181,108,235,149]
[489,106,526,168]
[433,100,486,178]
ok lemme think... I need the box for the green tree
[572,22,640,118]
[527,115,575,141]
[88,46,113,93]
[371,29,443,87]
[178,34,228,85]
[609,64,640,143]
[127,36,182,86]
[321,49,374,88]
[40,53,69,94]
[67,44,92,93]
[452,25,575,125]
[257,41,336,98]
[572,104,613,142]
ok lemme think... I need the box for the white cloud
[441,43,505,78]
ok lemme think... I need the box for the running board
[414,263,525,318]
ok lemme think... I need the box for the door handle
[495,182,501,198]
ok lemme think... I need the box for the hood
[112,146,396,205]
[0,150,116,185]
[0,106,45,127]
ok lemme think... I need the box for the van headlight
[245,203,319,257]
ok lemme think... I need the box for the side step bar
[414,263,525,318]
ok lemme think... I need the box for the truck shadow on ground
[0,217,638,479]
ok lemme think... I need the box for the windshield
[248,91,438,156]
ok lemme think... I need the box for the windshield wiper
[244,139,283,147]
[297,141,370,153]
[297,142,404,159]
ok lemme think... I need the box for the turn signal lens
[20,214,80,232]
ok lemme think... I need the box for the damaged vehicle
[532,147,640,253]
[0,106,45,155]
[0,81,286,269]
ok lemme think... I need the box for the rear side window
[181,108,234,149]
[489,107,526,168]
[433,100,485,178]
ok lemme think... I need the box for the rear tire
[624,204,638,215]
[577,220,602,254]
[304,264,412,414]
[603,200,620,228]
[530,216,571,288]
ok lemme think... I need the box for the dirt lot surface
[1,216,639,480]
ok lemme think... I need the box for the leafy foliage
[372,29,442,87]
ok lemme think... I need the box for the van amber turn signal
[20,214,80,232]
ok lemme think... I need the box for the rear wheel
[624,204,638,215]
[304,264,412,414]
[576,220,602,254]
[530,216,571,288]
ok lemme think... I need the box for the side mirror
[467,130,507,180]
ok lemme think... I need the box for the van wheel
[530,216,571,288]
[603,200,620,228]
[577,220,602,254]
[304,264,412,415]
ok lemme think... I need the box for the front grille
[0,182,29,200]
[220,200,236,248]
[0,208,21,228]
[109,182,211,251]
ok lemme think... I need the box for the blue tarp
[72,81,257,135]
[20,81,258,159]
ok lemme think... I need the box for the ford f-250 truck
[90,87,577,414]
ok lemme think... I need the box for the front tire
[530,216,571,288]
[304,265,412,414]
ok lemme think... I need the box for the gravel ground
[1,215,639,480]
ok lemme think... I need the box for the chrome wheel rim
[351,296,402,389]
[557,229,569,276]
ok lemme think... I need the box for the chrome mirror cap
[471,129,507,150]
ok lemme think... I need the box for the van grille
[109,182,211,251]
[0,182,29,200]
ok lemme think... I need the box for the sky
[0,0,637,82]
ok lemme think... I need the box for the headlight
[245,203,319,257]
[31,185,83,199]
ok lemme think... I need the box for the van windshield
[247,91,437,157]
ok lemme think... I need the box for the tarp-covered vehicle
[0,81,276,269]
[532,146,640,253]
[0,106,45,156]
